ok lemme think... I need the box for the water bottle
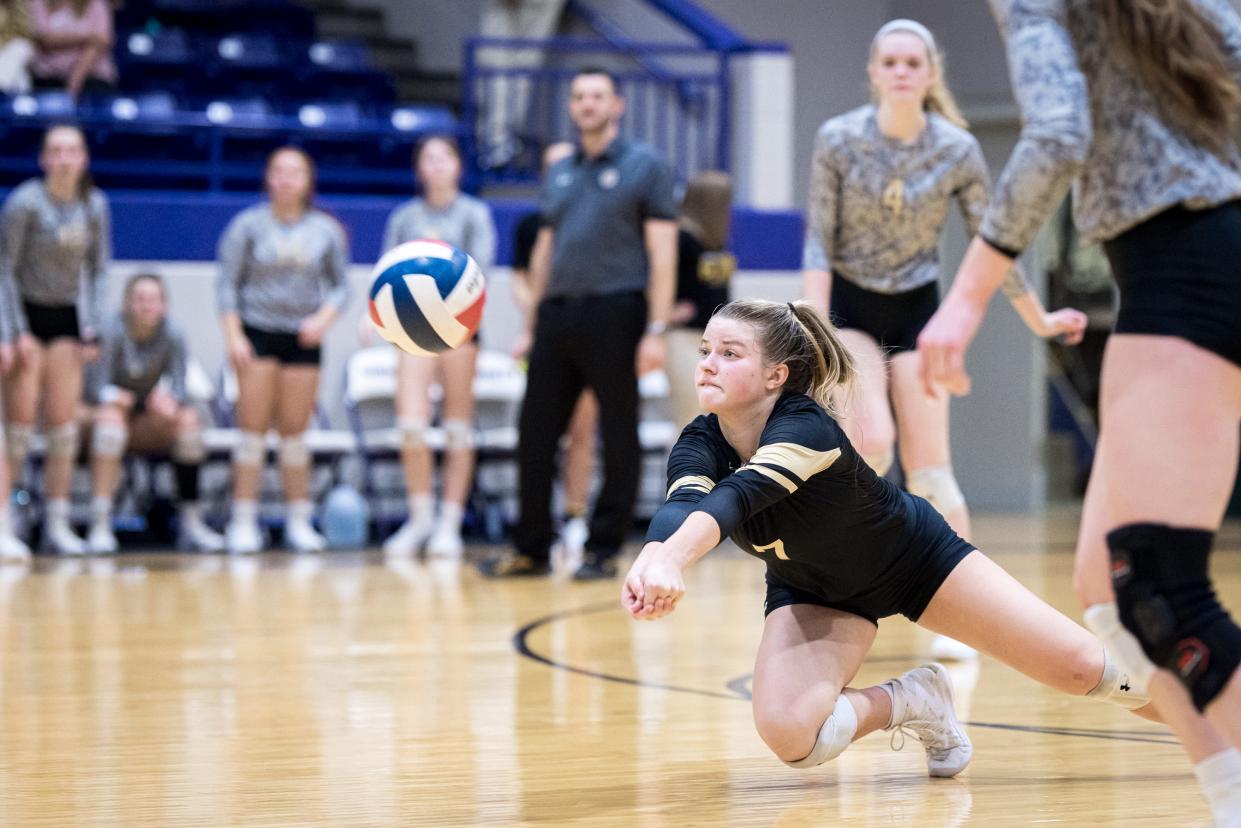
[321,484,370,549]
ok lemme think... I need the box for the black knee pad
[1108,523,1241,711]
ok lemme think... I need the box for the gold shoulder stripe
[736,463,798,493]
[748,442,841,483]
[667,475,716,498]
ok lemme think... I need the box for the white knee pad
[781,695,858,768]
[46,422,79,459]
[907,465,965,516]
[278,432,310,469]
[91,421,128,459]
[172,429,206,464]
[6,423,32,466]
[397,416,427,450]
[863,448,894,477]
[233,430,265,467]
[442,419,475,451]
[1084,635,1152,710]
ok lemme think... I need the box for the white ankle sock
[438,502,463,533]
[288,500,314,524]
[1195,748,1241,823]
[90,496,111,523]
[47,499,70,525]
[232,500,258,524]
[409,493,433,525]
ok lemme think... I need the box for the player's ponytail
[714,299,855,417]
[1098,0,1240,155]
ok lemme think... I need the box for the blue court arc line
[512,601,1181,747]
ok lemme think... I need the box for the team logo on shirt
[598,168,620,189]
[56,220,89,252]
[882,178,904,217]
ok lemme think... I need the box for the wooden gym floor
[1,510,1237,826]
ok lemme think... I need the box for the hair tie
[873,18,937,53]
[787,302,797,315]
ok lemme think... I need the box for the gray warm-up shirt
[803,105,1029,297]
[89,315,189,405]
[982,0,1241,254]
[0,178,111,341]
[382,194,497,268]
[216,204,351,334]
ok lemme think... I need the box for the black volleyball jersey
[646,392,941,602]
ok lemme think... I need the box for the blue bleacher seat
[117,28,200,97]
[300,41,396,105]
[206,33,291,100]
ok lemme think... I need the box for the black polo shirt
[539,137,678,298]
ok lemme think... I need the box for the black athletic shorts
[243,324,321,365]
[24,301,81,344]
[1103,201,1241,368]
[763,497,974,625]
[829,275,939,353]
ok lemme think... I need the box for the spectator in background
[667,170,735,428]
[376,135,496,559]
[85,273,224,554]
[217,147,351,555]
[29,0,116,99]
[0,1,34,94]
[1,124,109,555]
[511,140,594,570]
[481,66,677,580]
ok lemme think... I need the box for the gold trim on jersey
[667,475,716,498]
[741,442,841,491]
[737,463,799,493]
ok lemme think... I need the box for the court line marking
[513,601,1181,746]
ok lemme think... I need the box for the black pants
[515,292,647,563]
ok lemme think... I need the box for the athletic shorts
[1103,201,1241,368]
[829,275,939,354]
[243,324,321,366]
[763,498,974,625]
[24,301,81,344]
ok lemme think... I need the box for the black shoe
[572,553,618,581]
[477,550,551,578]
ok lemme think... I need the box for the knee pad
[6,423,32,466]
[863,448,894,477]
[1108,523,1241,712]
[906,465,965,516]
[172,429,206,464]
[1084,643,1151,710]
[397,416,427,450]
[46,422,79,459]
[278,432,310,469]
[781,695,858,768]
[90,421,128,459]
[233,430,265,467]
[442,419,475,451]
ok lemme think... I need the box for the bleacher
[0,0,457,195]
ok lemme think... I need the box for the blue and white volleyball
[368,239,486,356]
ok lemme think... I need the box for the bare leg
[275,365,320,503]
[231,359,278,502]
[1090,335,1241,747]
[41,340,85,502]
[562,390,598,517]
[834,329,895,474]
[395,351,436,499]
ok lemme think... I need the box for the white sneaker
[382,518,433,556]
[87,521,119,555]
[180,514,225,553]
[285,518,326,553]
[225,519,263,555]
[0,531,30,561]
[930,635,979,662]
[884,663,973,778]
[46,521,88,556]
[552,516,588,573]
[426,525,463,558]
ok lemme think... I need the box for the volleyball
[368,239,487,356]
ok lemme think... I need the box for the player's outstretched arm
[622,511,721,621]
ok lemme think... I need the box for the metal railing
[462,35,732,186]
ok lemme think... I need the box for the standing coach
[481,66,677,579]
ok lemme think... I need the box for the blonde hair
[679,170,732,251]
[1099,0,1241,155]
[713,299,855,417]
[869,22,967,129]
